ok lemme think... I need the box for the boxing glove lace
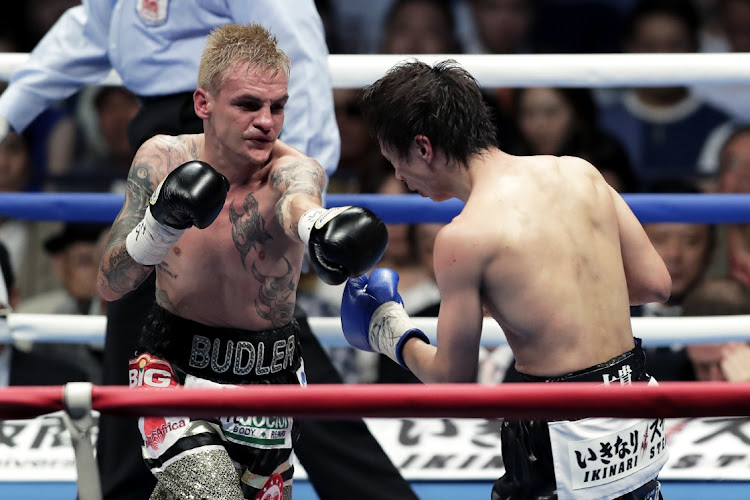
[298,206,388,285]
[126,161,229,265]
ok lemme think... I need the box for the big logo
[128,353,178,388]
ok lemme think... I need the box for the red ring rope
[1,383,747,420]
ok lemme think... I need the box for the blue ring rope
[0,193,748,224]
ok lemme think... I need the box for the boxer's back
[466,154,635,376]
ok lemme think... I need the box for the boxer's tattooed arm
[252,258,296,327]
[99,135,199,297]
[100,161,157,294]
[229,193,273,269]
[271,159,326,235]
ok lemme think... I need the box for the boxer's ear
[193,88,211,119]
[414,135,433,164]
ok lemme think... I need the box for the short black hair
[360,59,498,167]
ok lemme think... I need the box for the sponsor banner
[0,411,98,482]
[307,417,750,482]
[2,415,750,482]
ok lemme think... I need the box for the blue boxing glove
[341,268,430,369]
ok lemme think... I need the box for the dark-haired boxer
[341,59,673,500]
[97,24,387,500]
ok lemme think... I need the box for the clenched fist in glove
[126,160,229,265]
[340,268,430,369]
[298,206,388,285]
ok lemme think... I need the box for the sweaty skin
[97,62,327,331]
[385,147,671,382]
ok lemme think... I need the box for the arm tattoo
[271,160,326,235]
[107,163,152,247]
[252,258,296,327]
[229,193,273,269]
[100,162,156,293]
[100,246,147,294]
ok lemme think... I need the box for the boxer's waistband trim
[518,338,648,384]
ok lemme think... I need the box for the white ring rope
[4,313,750,347]
[2,52,750,88]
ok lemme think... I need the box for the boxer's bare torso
[102,133,325,330]
[393,148,671,381]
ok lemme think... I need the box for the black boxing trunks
[492,338,667,500]
[129,304,305,500]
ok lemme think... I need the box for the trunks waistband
[517,338,648,384]
[138,304,301,384]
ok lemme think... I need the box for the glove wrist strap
[298,206,354,245]
[368,302,429,369]
[298,208,328,245]
[126,207,185,265]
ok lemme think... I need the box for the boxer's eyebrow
[232,94,289,107]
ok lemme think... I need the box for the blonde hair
[197,23,291,95]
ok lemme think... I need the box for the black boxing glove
[298,206,388,285]
[126,161,229,265]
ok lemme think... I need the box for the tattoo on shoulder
[252,257,295,327]
[271,159,326,234]
[270,159,326,197]
[229,193,273,269]
[152,135,197,168]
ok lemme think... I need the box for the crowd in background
[2,0,750,387]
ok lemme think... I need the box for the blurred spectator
[632,179,716,380]
[531,1,627,54]
[19,223,108,315]
[705,125,750,283]
[600,0,732,190]
[328,0,396,53]
[693,0,750,121]
[379,0,462,54]
[0,130,62,301]
[326,88,382,194]
[17,0,81,51]
[66,86,140,192]
[458,0,537,122]
[718,0,750,51]
[462,0,536,54]
[695,0,730,51]
[637,180,716,317]
[0,240,90,386]
[512,86,638,192]
[16,223,108,385]
[681,277,750,382]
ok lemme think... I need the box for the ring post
[62,382,101,500]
